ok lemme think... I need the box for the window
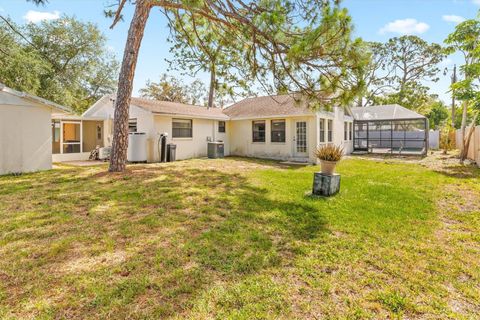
[218,121,226,133]
[271,119,285,143]
[349,122,352,141]
[52,120,60,142]
[344,121,348,141]
[319,119,325,143]
[97,125,102,140]
[128,119,137,133]
[327,119,333,142]
[252,120,266,142]
[172,119,193,138]
[62,122,81,154]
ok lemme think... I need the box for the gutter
[0,82,71,113]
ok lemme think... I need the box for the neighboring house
[0,83,70,175]
[70,94,354,163]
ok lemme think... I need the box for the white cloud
[379,18,430,35]
[442,14,465,24]
[473,0,480,6]
[0,7,4,12]
[23,10,60,23]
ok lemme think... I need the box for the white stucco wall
[0,93,53,175]
[228,109,352,163]
[82,97,353,163]
[229,116,320,162]
[152,116,229,161]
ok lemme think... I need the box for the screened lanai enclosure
[351,104,428,155]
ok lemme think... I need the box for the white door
[294,121,308,158]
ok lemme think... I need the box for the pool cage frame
[353,118,429,155]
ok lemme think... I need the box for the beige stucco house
[0,84,70,175]
[62,94,354,164]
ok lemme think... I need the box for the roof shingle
[223,95,313,119]
[130,97,229,120]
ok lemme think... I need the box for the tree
[350,41,393,106]
[373,36,445,111]
[445,16,480,163]
[105,0,366,172]
[386,36,445,103]
[166,12,252,108]
[139,74,207,105]
[0,19,50,93]
[0,15,118,113]
[426,99,449,130]
[139,73,188,103]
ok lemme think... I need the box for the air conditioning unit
[98,146,111,160]
[208,141,224,159]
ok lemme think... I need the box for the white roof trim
[0,82,71,113]
[82,94,114,117]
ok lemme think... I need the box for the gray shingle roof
[130,97,229,120]
[223,95,313,119]
[350,104,425,121]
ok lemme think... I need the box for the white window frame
[172,118,193,138]
[327,119,333,142]
[60,120,82,154]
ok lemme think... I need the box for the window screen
[252,120,266,142]
[128,119,137,133]
[218,121,226,133]
[172,119,192,138]
[319,119,325,143]
[327,120,333,142]
[271,120,285,143]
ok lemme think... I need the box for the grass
[0,156,479,319]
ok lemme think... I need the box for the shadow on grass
[224,156,309,170]
[432,164,480,179]
[0,161,327,318]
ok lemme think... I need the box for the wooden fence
[456,126,480,166]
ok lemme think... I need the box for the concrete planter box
[320,160,338,175]
[312,172,340,197]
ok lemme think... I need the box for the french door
[294,121,308,157]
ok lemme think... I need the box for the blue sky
[1,0,479,103]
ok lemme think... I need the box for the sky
[1,0,479,104]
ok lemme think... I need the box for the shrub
[440,125,456,154]
[314,144,343,162]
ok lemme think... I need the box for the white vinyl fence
[456,126,480,166]
[429,130,439,149]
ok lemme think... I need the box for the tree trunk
[451,64,456,128]
[460,112,478,163]
[459,101,468,162]
[207,64,216,109]
[109,1,151,172]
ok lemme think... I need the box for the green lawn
[0,157,479,319]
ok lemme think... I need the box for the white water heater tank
[127,132,147,162]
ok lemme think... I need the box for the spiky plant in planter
[314,144,343,175]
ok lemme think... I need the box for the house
[0,83,70,175]
[224,95,353,162]
[63,94,354,164]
